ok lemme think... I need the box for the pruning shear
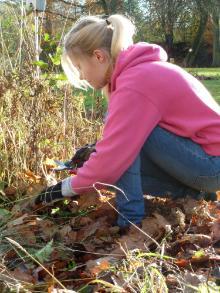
[52,143,96,174]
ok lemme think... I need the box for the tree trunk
[100,0,109,15]
[212,9,220,66]
[165,0,174,58]
[185,12,208,66]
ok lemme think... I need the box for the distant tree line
[0,0,219,68]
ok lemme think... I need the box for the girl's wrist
[61,177,77,196]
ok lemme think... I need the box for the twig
[5,237,66,289]
[93,182,161,249]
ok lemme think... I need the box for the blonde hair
[61,14,135,89]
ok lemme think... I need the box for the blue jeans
[116,126,220,227]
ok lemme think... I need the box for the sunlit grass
[186,68,220,103]
[203,80,220,103]
[187,68,220,78]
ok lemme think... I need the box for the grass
[187,67,220,78]
[203,80,220,103]
[186,68,220,103]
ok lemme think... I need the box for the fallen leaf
[38,219,58,241]
[113,217,164,254]
[65,231,78,244]
[43,158,57,170]
[76,220,101,242]
[9,268,35,284]
[4,182,28,199]
[180,234,212,247]
[23,169,42,183]
[152,212,171,229]
[16,226,36,244]
[183,271,207,287]
[58,225,72,241]
[79,216,94,226]
[34,239,53,263]
[174,258,189,267]
[4,186,17,198]
[7,213,28,228]
[182,197,201,219]
[77,192,100,210]
[86,256,117,276]
[170,207,186,230]
[211,219,220,242]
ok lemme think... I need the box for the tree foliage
[0,0,219,67]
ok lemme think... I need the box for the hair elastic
[106,19,111,25]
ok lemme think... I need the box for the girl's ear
[93,49,107,63]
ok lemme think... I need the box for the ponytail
[107,15,135,61]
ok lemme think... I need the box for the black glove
[35,182,63,205]
[66,143,96,169]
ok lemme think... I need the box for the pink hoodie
[71,42,220,194]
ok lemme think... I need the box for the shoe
[118,222,142,236]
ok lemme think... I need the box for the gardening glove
[53,143,96,172]
[35,179,78,205]
[66,143,96,169]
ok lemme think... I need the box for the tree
[185,0,209,66]
[185,0,220,66]
[84,0,124,15]
[211,0,220,66]
[144,0,188,59]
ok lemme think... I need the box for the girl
[36,14,220,228]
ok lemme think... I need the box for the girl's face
[71,49,112,90]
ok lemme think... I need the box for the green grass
[203,80,220,104]
[187,67,220,78]
[186,68,220,104]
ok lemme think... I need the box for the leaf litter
[0,184,220,292]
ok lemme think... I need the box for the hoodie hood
[111,42,168,91]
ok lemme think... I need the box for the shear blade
[52,160,71,171]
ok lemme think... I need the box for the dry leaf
[183,271,207,287]
[86,256,116,275]
[4,186,17,198]
[76,220,101,241]
[38,219,58,241]
[180,234,212,247]
[26,183,45,196]
[152,212,171,229]
[79,216,94,226]
[211,219,220,242]
[9,268,35,284]
[175,258,189,267]
[77,192,100,209]
[16,226,36,244]
[7,213,28,228]
[114,222,159,254]
[58,225,72,241]
[43,158,57,170]
[23,169,42,183]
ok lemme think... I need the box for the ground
[0,184,220,292]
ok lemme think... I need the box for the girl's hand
[35,182,79,205]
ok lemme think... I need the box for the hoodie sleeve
[70,86,161,194]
